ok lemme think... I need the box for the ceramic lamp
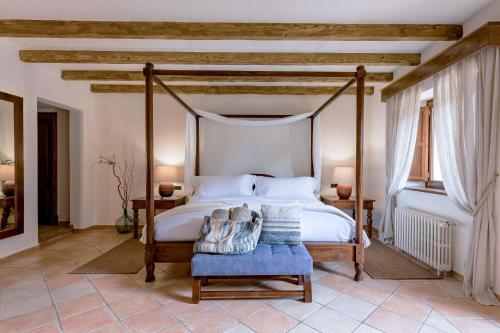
[332,166,355,200]
[155,165,180,197]
[0,164,15,196]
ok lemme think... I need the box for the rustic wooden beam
[382,22,500,101]
[20,50,420,66]
[0,20,463,41]
[62,70,393,83]
[90,84,374,95]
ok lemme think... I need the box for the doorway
[37,102,72,241]
[38,113,58,225]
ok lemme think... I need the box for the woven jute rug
[364,239,440,279]
[71,238,144,274]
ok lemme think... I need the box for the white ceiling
[0,0,494,23]
[0,0,496,89]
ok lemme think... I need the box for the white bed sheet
[141,195,370,246]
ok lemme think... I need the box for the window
[408,100,444,190]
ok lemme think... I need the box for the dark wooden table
[131,195,187,239]
[0,196,14,230]
[320,195,375,238]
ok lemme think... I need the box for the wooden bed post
[310,117,314,177]
[144,63,156,282]
[354,65,366,282]
[195,115,200,176]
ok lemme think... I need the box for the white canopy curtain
[433,47,500,305]
[184,111,321,194]
[380,84,422,242]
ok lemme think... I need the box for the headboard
[252,173,275,178]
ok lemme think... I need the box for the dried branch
[96,138,138,211]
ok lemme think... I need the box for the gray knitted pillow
[259,205,301,245]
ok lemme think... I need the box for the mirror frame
[0,91,24,240]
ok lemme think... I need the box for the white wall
[0,38,97,257]
[38,106,71,223]
[92,92,384,225]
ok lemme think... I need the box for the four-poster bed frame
[143,63,366,282]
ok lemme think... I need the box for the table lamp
[0,163,15,196]
[155,165,180,197]
[332,166,355,200]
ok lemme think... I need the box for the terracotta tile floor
[0,229,499,333]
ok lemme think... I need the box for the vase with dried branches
[96,140,137,233]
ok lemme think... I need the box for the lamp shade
[155,165,181,182]
[0,164,14,181]
[332,166,355,185]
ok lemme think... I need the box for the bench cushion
[191,243,313,276]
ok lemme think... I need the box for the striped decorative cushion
[259,205,301,245]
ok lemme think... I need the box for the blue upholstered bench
[191,243,313,303]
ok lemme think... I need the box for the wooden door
[37,113,58,225]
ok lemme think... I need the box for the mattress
[141,195,370,246]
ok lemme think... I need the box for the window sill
[403,186,447,196]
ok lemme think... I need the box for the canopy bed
[142,63,367,283]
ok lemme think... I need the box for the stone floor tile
[327,293,377,321]
[365,307,422,333]
[381,294,431,322]
[304,307,360,333]
[122,306,178,333]
[60,307,116,333]
[183,307,239,333]
[243,306,298,333]
[272,299,322,321]
[55,292,106,320]
[215,299,268,321]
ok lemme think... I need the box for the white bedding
[141,195,370,246]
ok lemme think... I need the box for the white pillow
[190,174,256,197]
[255,176,318,199]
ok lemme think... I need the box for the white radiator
[394,207,454,273]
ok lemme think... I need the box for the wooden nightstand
[131,195,187,239]
[320,195,375,238]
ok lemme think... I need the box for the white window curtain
[312,115,321,192]
[380,84,422,242]
[433,47,500,305]
[183,113,197,196]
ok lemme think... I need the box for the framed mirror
[0,91,23,240]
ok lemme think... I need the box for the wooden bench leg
[303,275,312,303]
[297,275,304,285]
[201,277,209,286]
[192,277,201,304]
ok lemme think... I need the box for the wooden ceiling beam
[62,70,393,82]
[20,50,420,66]
[382,22,500,101]
[90,84,375,95]
[0,20,463,41]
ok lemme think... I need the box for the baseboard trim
[0,244,41,262]
[450,271,464,282]
[73,225,116,232]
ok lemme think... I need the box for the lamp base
[337,183,352,200]
[158,182,174,197]
[1,180,15,197]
